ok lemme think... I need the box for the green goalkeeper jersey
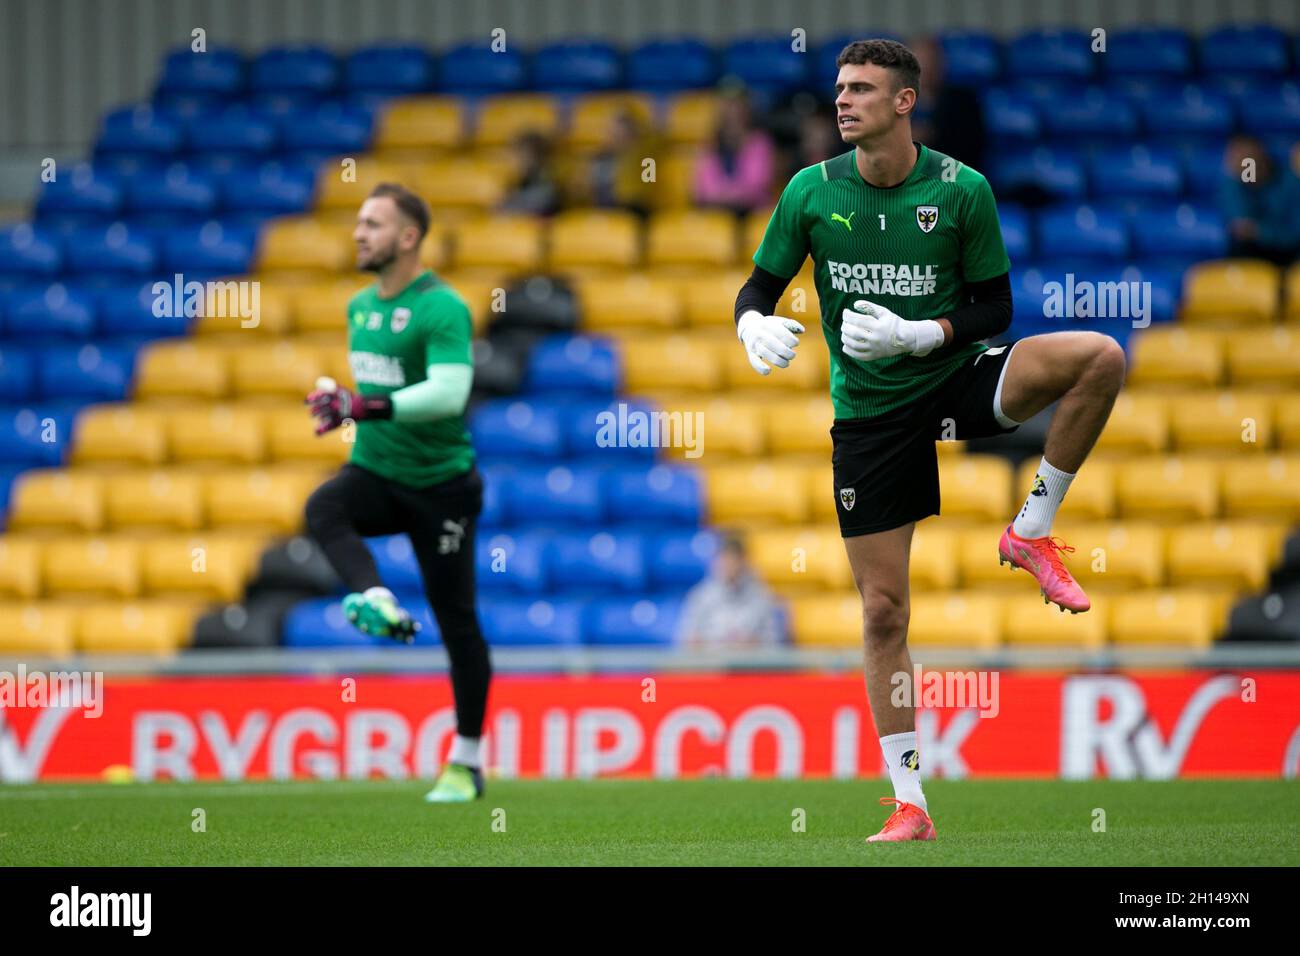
[346,270,475,488]
[753,144,1011,420]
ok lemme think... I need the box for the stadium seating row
[0,600,206,655]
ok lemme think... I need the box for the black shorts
[830,344,1020,537]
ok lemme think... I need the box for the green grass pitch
[2,779,1296,866]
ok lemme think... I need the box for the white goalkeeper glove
[840,299,946,361]
[737,310,805,376]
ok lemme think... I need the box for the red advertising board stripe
[1,672,1296,781]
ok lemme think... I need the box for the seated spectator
[581,108,662,218]
[692,90,777,214]
[1219,136,1300,265]
[908,34,985,172]
[500,130,562,216]
[791,105,841,179]
[676,535,783,649]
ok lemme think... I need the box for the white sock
[1012,456,1075,539]
[879,731,927,812]
[448,735,482,768]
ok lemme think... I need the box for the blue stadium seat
[37,344,135,401]
[1233,80,1300,135]
[247,92,323,120]
[124,164,219,218]
[1089,145,1183,199]
[603,465,702,526]
[998,204,1031,260]
[438,43,527,94]
[157,47,245,98]
[512,464,604,525]
[725,36,811,97]
[549,531,646,593]
[645,530,719,589]
[0,349,37,402]
[584,596,681,646]
[0,226,62,279]
[1007,29,1095,80]
[525,334,618,395]
[0,403,80,465]
[478,462,511,528]
[36,164,123,219]
[982,89,1040,141]
[96,282,192,339]
[939,32,1001,85]
[344,44,435,96]
[1179,143,1226,197]
[471,398,566,459]
[1201,25,1290,77]
[564,397,658,462]
[6,284,97,339]
[990,147,1086,201]
[532,39,622,92]
[96,106,185,159]
[251,45,339,96]
[1128,204,1227,260]
[1036,204,1129,261]
[185,105,279,157]
[217,160,316,215]
[1105,28,1193,78]
[63,223,157,277]
[281,103,373,161]
[480,597,582,646]
[1041,86,1138,140]
[1114,263,1180,326]
[476,530,549,593]
[367,534,424,595]
[162,221,256,274]
[627,38,717,90]
[282,597,443,648]
[1141,85,1234,141]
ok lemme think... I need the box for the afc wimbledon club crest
[391,307,411,333]
[840,487,856,511]
[915,205,939,233]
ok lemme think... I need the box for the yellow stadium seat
[314,157,408,210]
[1224,327,1300,387]
[103,470,204,531]
[938,455,1013,521]
[167,405,266,464]
[1115,456,1219,520]
[617,333,722,392]
[1181,259,1281,326]
[548,210,642,271]
[646,211,738,269]
[413,159,507,210]
[134,341,229,400]
[1166,522,1280,590]
[566,93,656,149]
[718,330,828,391]
[71,405,168,466]
[577,275,682,330]
[265,406,350,464]
[451,216,544,272]
[787,592,860,647]
[1277,395,1300,450]
[1287,261,1300,323]
[257,217,352,273]
[673,270,750,327]
[656,148,698,210]
[909,592,1001,648]
[77,600,200,654]
[692,398,765,457]
[420,221,450,271]
[1167,390,1275,453]
[806,464,837,524]
[203,468,319,533]
[957,525,1026,590]
[1219,455,1300,519]
[142,533,265,601]
[474,94,561,147]
[7,470,104,532]
[745,525,850,591]
[744,207,776,257]
[1108,590,1224,646]
[1015,458,1115,520]
[1049,521,1166,591]
[0,537,42,598]
[764,394,834,456]
[373,96,464,151]
[0,603,76,656]
[665,92,719,145]
[227,341,323,398]
[290,281,363,333]
[190,282,292,337]
[1001,592,1107,648]
[1093,391,1169,456]
[43,536,141,597]
[909,525,960,591]
[1126,326,1224,388]
[704,463,811,524]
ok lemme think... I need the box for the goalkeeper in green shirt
[733,40,1126,841]
[304,183,490,803]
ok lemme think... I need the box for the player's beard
[358,239,399,274]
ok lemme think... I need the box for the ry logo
[831,211,855,231]
[839,487,856,511]
[915,205,939,233]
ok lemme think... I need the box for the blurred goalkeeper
[304,182,491,803]
[734,40,1125,842]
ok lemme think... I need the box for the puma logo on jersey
[831,211,855,231]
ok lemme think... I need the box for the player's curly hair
[369,182,430,241]
[835,38,921,97]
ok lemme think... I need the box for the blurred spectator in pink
[692,90,776,214]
